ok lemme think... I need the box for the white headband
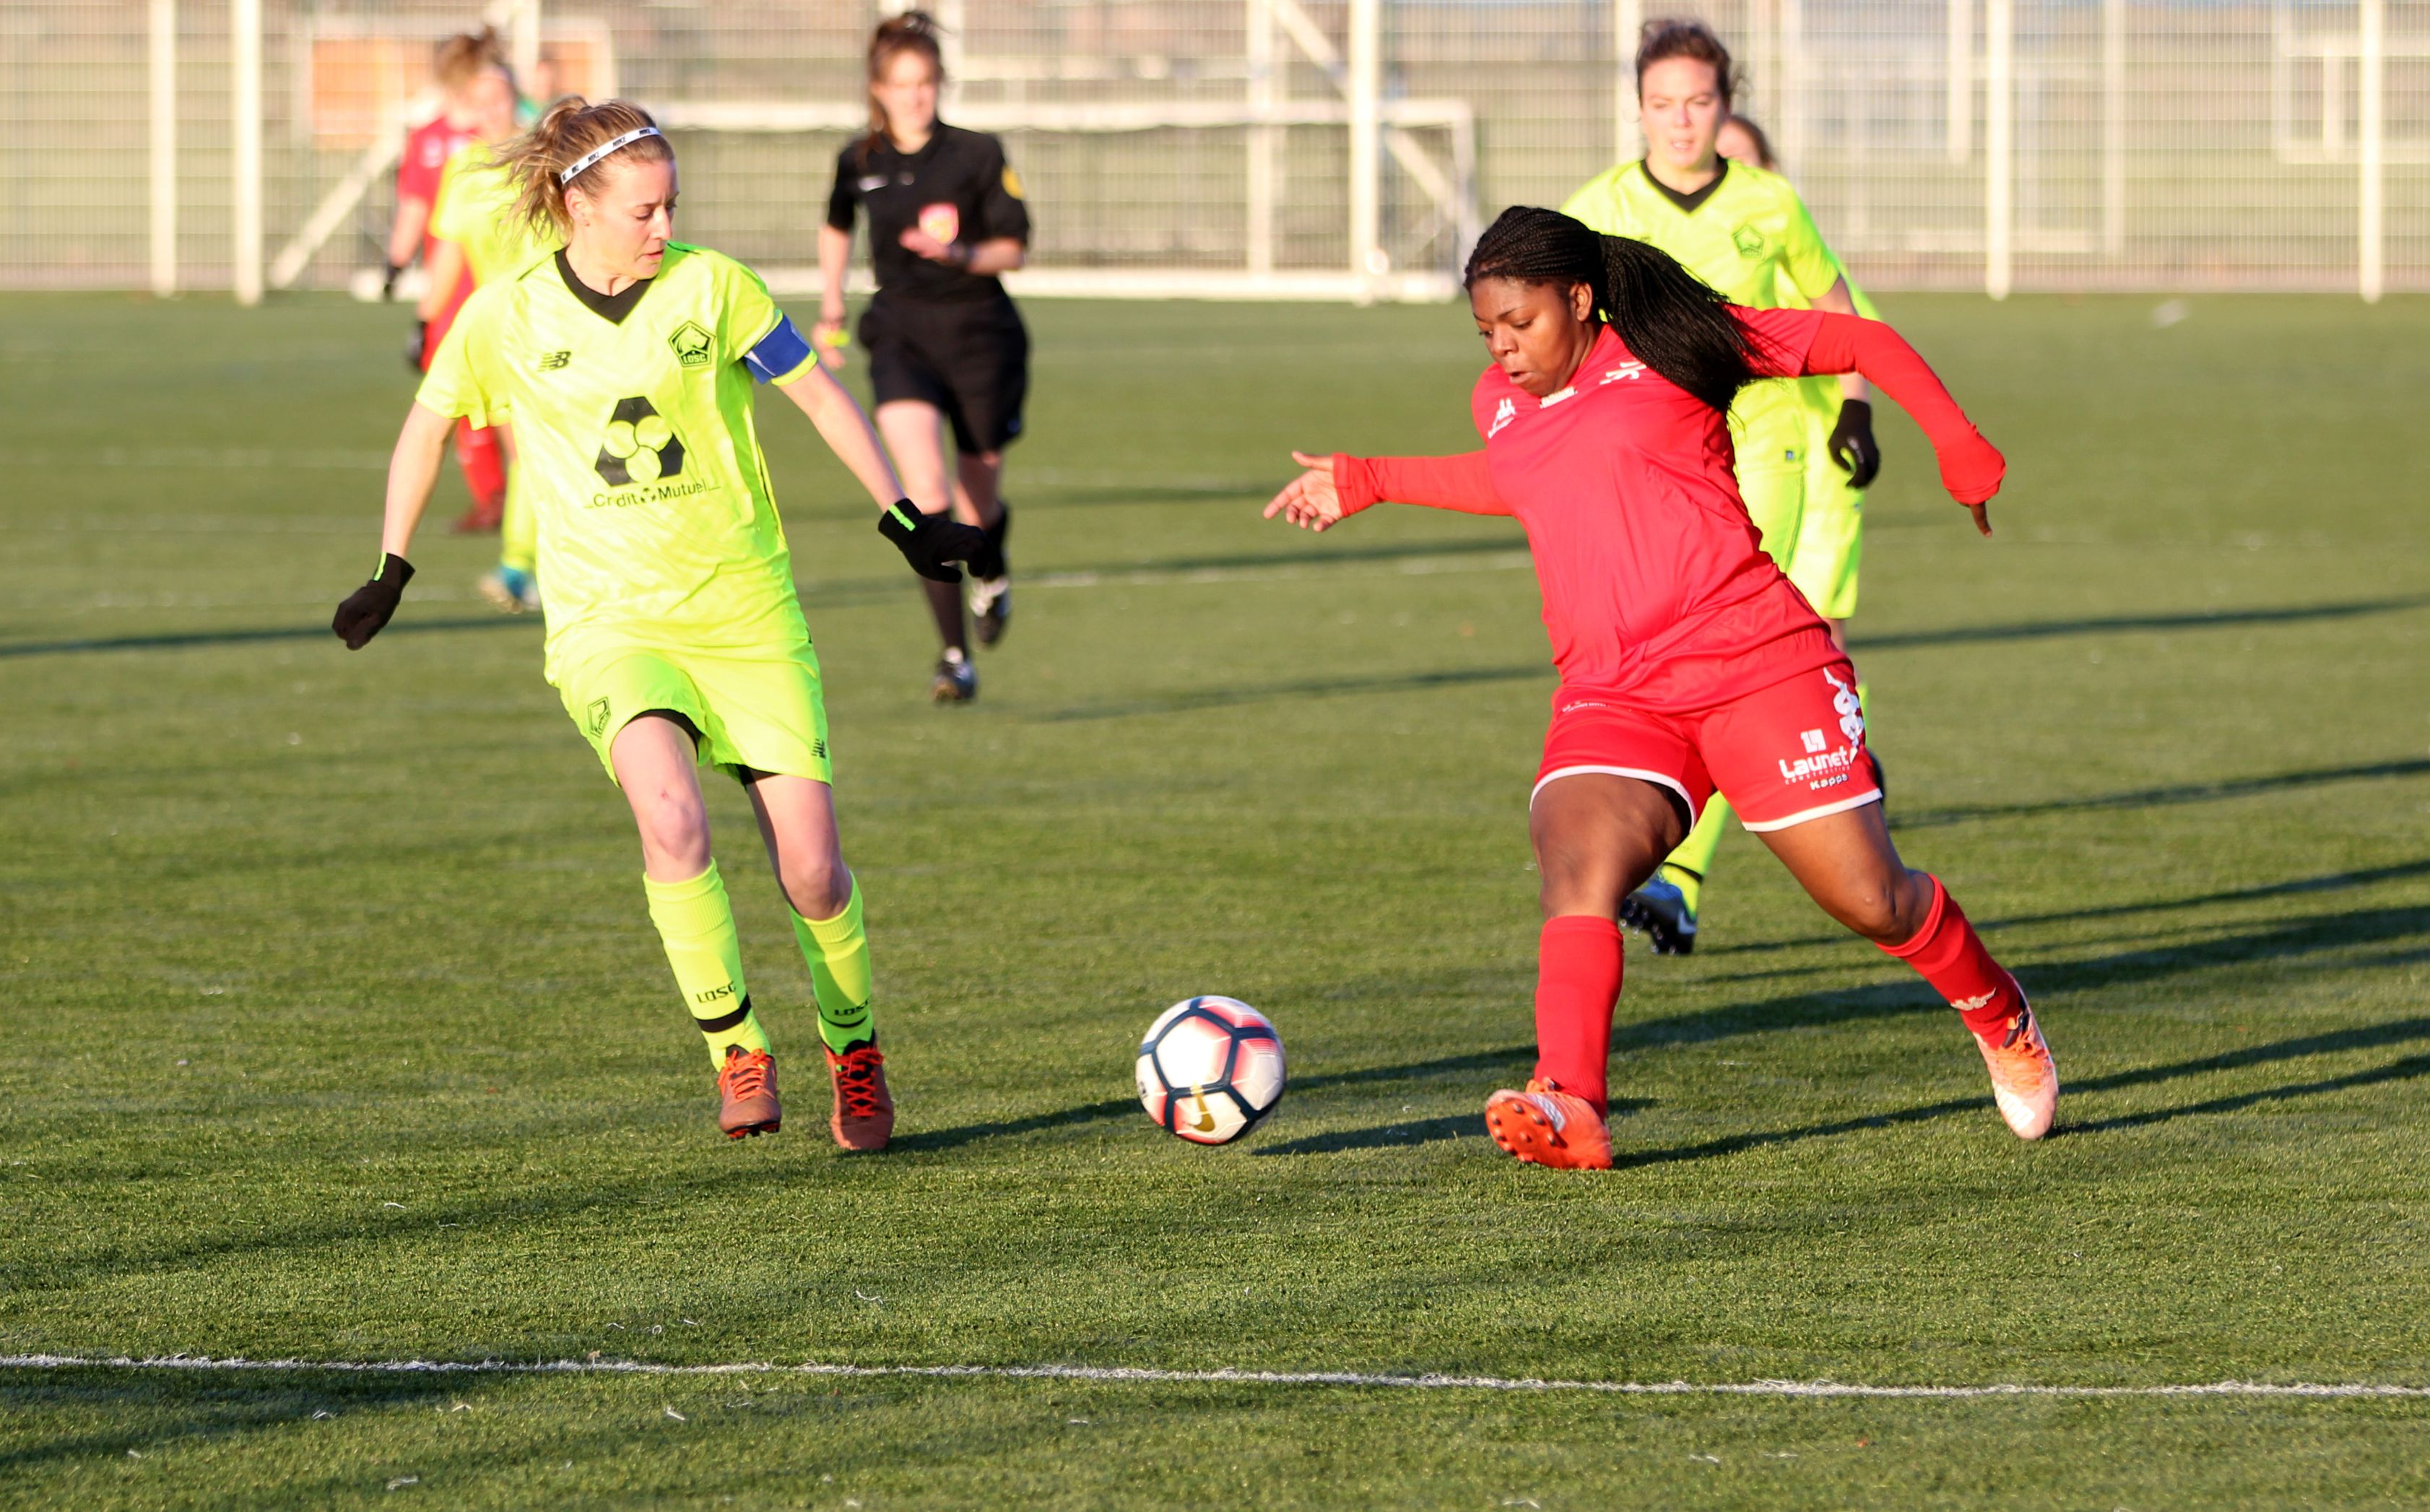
[558,125,662,185]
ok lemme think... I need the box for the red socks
[1534,916,1624,1114]
[1878,875,2019,1037]
[456,419,508,510]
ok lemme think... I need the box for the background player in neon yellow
[331,99,991,1150]
[420,69,552,614]
[1717,111,1881,650]
[1562,19,1881,955]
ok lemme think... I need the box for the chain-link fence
[4,0,2425,297]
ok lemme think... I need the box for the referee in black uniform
[817,10,1029,703]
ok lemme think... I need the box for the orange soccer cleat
[716,1046,782,1139]
[1484,1079,1613,1170]
[1974,989,2059,1141]
[825,1041,895,1153]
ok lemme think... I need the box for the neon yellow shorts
[1789,433,1865,620]
[552,636,832,786]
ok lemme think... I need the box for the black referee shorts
[859,292,1030,454]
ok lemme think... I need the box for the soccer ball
[1135,996,1286,1145]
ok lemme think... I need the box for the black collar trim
[1643,158,1727,214]
[556,248,654,324]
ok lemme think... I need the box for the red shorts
[1532,660,1881,832]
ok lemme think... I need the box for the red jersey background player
[1264,207,2057,1170]
[386,27,511,534]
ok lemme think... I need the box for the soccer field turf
[3,290,2428,1508]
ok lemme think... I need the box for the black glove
[333,553,415,650]
[1828,399,1881,490]
[381,261,407,301]
[878,500,989,584]
[404,321,428,373]
[968,500,1011,581]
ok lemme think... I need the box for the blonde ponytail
[498,97,675,237]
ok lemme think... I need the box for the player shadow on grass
[1708,856,2430,963]
[1620,1014,2430,1168]
[1615,895,2430,1052]
[0,614,524,660]
[0,1367,467,1477]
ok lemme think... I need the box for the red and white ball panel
[1135,996,1287,1145]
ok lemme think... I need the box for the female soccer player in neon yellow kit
[1563,19,1878,955]
[332,99,989,1150]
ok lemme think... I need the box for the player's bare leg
[878,399,975,702]
[1757,801,2056,1139]
[745,772,893,1152]
[952,449,1012,646]
[614,716,782,1138]
[1485,774,1686,1170]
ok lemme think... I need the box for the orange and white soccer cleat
[825,1041,895,1153]
[717,1046,782,1139]
[1974,988,2059,1140]
[1484,1079,1613,1170]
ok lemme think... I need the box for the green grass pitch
[3,290,2429,1508]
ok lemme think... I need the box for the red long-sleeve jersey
[1332,308,2002,710]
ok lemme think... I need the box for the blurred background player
[388,27,513,536]
[1719,109,1883,677]
[815,11,1029,703]
[333,99,991,1149]
[420,66,551,613]
[1562,19,1880,955]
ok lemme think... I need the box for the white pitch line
[1,1356,2424,1399]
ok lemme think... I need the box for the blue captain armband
[745,313,817,384]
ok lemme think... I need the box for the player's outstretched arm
[775,361,989,582]
[1738,308,2005,535]
[333,401,452,649]
[1265,450,1509,534]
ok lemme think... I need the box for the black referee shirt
[826,124,1030,305]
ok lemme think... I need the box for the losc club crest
[594,396,686,486]
[667,320,713,368]
[1731,222,1769,259]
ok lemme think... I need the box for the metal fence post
[149,0,176,298]
[1348,0,1380,298]
[2102,0,2125,258]
[2359,0,2384,303]
[1985,0,2012,299]
[1948,0,1972,162]
[1614,0,1641,167]
[231,0,261,305]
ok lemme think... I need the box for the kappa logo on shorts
[586,697,611,738]
[667,321,714,368]
[594,396,687,487]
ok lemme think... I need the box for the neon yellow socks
[791,877,876,1053]
[500,462,537,575]
[643,861,770,1067]
[1660,796,1729,915]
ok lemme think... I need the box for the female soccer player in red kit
[1264,207,2056,1170]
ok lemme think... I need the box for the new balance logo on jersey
[594,396,687,488]
[1488,396,1518,438]
[537,349,572,371]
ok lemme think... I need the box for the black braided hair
[1463,204,1758,414]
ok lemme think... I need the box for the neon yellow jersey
[417,243,823,674]
[429,144,550,287]
[1561,159,1843,473]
